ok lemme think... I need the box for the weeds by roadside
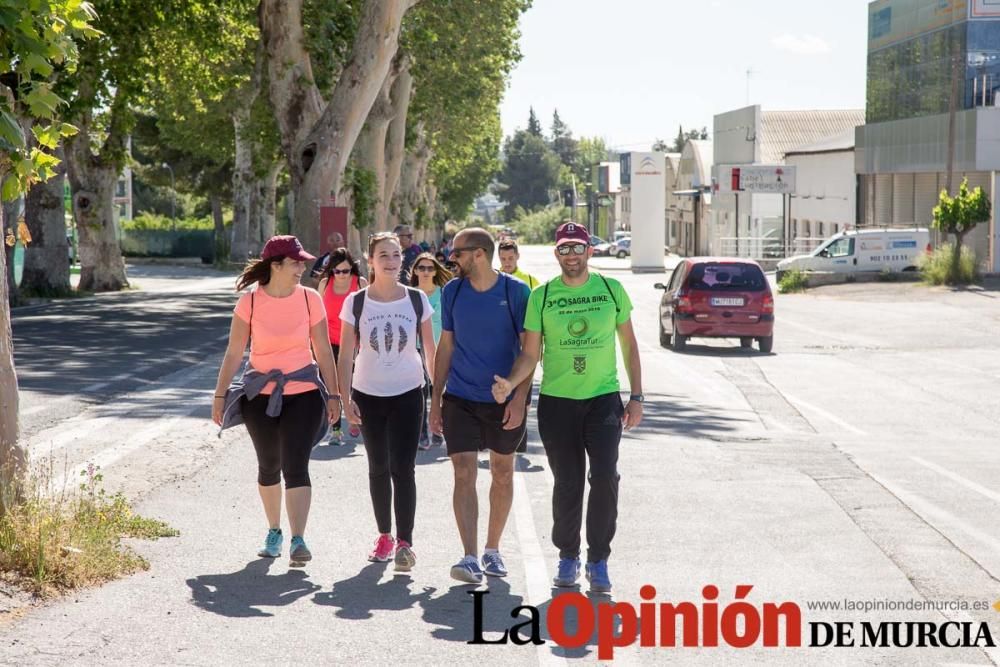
[778,269,809,293]
[0,462,177,596]
[919,244,979,286]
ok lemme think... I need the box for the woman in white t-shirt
[338,232,435,573]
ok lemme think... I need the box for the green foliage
[778,269,809,293]
[123,213,215,231]
[510,206,569,245]
[666,126,709,153]
[919,244,979,285]
[0,0,96,199]
[932,178,991,238]
[875,267,899,282]
[406,0,529,222]
[500,129,562,213]
[345,166,377,230]
[527,107,543,137]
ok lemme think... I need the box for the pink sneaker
[349,425,361,438]
[368,533,395,562]
[394,539,416,572]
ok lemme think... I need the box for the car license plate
[711,297,744,307]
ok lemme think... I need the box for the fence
[121,229,215,259]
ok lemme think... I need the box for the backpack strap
[596,273,620,315]
[249,290,254,342]
[502,274,518,336]
[406,287,425,355]
[352,287,368,347]
[447,277,465,325]
[539,279,552,338]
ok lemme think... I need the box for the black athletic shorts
[442,392,525,456]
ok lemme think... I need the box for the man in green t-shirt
[498,239,540,290]
[491,221,643,595]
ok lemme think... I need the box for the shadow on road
[186,558,320,618]
[311,440,362,461]
[634,392,748,438]
[312,563,434,619]
[533,590,621,660]
[419,577,526,642]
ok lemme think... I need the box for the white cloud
[771,34,833,55]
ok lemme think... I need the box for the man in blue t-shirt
[430,228,532,585]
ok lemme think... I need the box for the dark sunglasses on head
[332,268,352,275]
[557,244,588,256]
[415,264,436,272]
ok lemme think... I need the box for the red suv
[654,258,774,353]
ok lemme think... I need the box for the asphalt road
[3,248,1000,665]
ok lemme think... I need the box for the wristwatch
[628,394,644,403]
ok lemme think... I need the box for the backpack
[351,286,425,361]
[538,273,619,337]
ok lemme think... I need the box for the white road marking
[512,468,567,666]
[51,398,206,492]
[912,457,1000,505]
[784,392,868,436]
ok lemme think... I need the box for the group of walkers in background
[213,220,643,594]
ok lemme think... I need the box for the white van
[776,228,930,279]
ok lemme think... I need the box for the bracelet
[328,394,342,401]
[214,395,225,399]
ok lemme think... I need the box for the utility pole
[945,36,960,196]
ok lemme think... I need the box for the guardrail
[717,236,826,259]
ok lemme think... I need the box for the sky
[500,0,873,151]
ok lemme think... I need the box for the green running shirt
[524,273,632,400]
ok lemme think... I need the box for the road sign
[713,165,796,194]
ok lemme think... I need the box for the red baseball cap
[555,222,591,246]
[260,235,316,262]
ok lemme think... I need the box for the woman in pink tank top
[317,247,367,444]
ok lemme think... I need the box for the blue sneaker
[257,528,282,558]
[553,557,581,587]
[481,551,508,577]
[289,536,312,563]
[586,560,611,594]
[450,556,484,584]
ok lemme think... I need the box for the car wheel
[670,320,687,352]
[617,250,627,259]
[659,322,670,348]
[740,337,753,349]
[758,336,773,353]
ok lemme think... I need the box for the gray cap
[393,224,413,236]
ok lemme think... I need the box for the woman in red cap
[213,235,341,565]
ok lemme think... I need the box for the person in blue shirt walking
[429,228,532,584]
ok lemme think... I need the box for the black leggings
[242,390,325,489]
[330,344,342,432]
[352,387,423,544]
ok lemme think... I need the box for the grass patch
[778,269,809,293]
[919,244,979,286]
[875,268,899,282]
[0,463,177,596]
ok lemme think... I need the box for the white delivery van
[776,228,930,279]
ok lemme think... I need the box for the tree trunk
[64,129,128,292]
[0,199,26,497]
[23,148,70,294]
[951,230,966,283]
[398,130,431,227]
[210,194,226,262]
[230,109,254,262]
[260,0,418,251]
[384,64,413,224]
[260,162,281,242]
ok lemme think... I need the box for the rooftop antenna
[746,67,756,106]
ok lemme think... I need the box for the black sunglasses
[415,264,436,272]
[557,244,588,256]
[331,268,352,275]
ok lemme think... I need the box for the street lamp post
[161,162,175,231]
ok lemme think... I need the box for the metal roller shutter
[875,174,892,225]
[892,173,914,224]
[913,173,939,226]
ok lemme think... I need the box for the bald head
[455,228,495,261]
